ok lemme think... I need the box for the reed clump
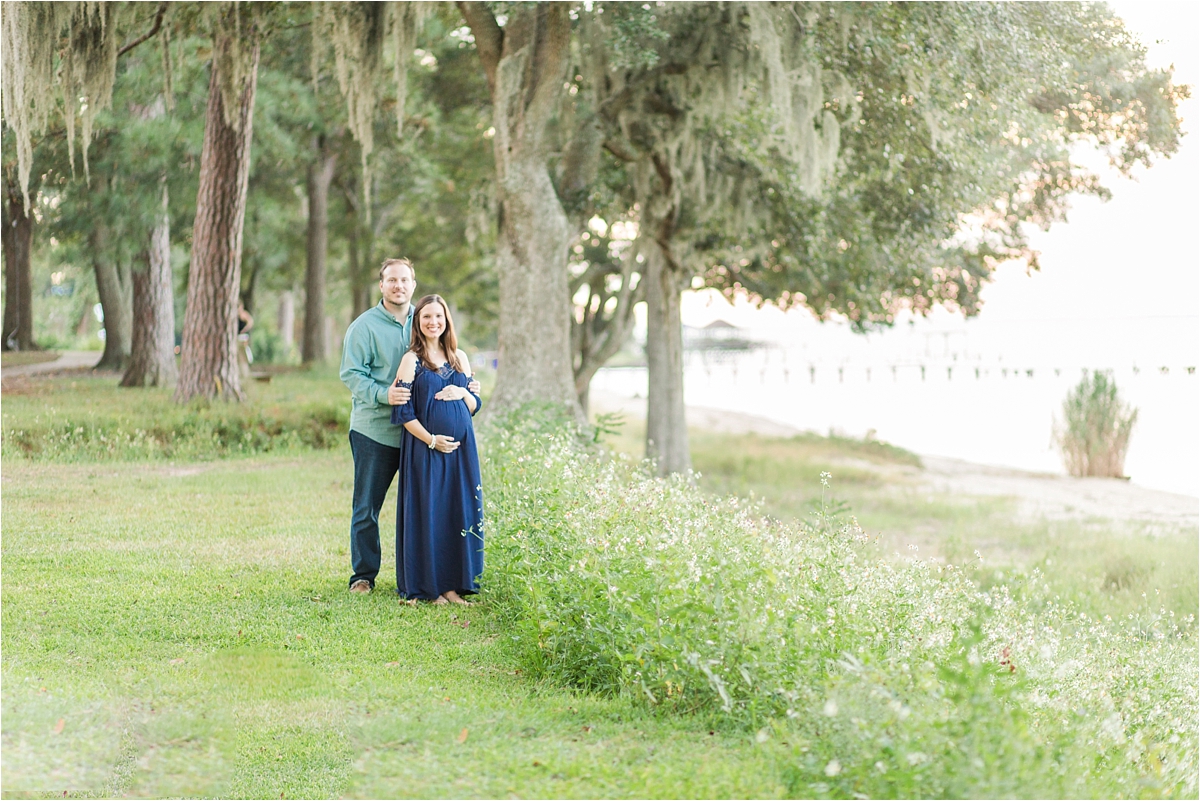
[1055,370,1138,477]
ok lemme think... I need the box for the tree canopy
[0,2,1186,452]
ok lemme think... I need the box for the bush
[249,326,298,365]
[1,372,349,461]
[1055,370,1138,477]
[480,407,1197,797]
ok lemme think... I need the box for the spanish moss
[317,1,430,220]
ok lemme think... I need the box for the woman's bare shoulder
[397,350,419,381]
[456,349,472,375]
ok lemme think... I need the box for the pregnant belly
[424,399,470,441]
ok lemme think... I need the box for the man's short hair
[379,258,415,281]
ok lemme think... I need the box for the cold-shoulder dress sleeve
[391,376,417,426]
[451,370,482,416]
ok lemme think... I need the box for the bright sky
[676,0,1200,355]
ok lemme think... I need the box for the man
[339,258,478,595]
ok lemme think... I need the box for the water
[594,320,1199,498]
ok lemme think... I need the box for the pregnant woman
[391,294,484,604]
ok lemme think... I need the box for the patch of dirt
[917,456,1198,530]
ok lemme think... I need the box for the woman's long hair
[410,294,463,373]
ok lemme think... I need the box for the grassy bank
[600,415,1198,624]
[2,374,1196,797]
[2,369,348,461]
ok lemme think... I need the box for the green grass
[1,368,350,461]
[3,374,1196,797]
[2,456,793,798]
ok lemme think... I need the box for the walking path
[1,350,103,378]
[589,388,1199,530]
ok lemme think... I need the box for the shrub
[1055,370,1138,477]
[1,373,349,461]
[480,407,1197,797]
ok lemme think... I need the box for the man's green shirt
[339,301,414,447]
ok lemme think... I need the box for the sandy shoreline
[589,388,1200,530]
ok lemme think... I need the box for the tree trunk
[303,136,336,363]
[2,185,36,351]
[339,169,374,320]
[459,2,580,419]
[175,26,260,403]
[643,244,690,475]
[571,254,642,414]
[278,289,295,354]
[639,154,690,475]
[122,182,177,387]
[92,225,134,371]
[347,203,371,319]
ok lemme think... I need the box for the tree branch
[118,3,169,58]
[603,137,640,163]
[525,4,571,122]
[457,2,503,96]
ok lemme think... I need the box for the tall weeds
[1056,370,1138,477]
[480,406,1196,797]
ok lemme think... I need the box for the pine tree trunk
[459,2,580,419]
[303,137,336,363]
[175,32,260,403]
[92,224,133,371]
[122,182,177,387]
[2,184,36,351]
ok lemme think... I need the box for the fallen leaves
[52,718,65,734]
[385,661,401,668]
[456,728,469,744]
[169,658,184,666]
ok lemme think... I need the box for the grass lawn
[2,453,795,798]
[3,374,1195,797]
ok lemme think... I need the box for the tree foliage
[696,3,1189,327]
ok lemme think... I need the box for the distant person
[339,259,478,596]
[391,294,484,605]
[237,303,255,373]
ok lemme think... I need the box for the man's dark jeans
[349,429,401,589]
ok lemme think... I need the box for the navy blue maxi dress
[391,361,484,600]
